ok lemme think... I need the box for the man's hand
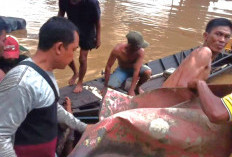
[62,97,72,114]
[128,90,135,96]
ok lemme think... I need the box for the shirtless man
[163,18,232,88]
[103,31,152,96]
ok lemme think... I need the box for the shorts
[79,36,96,50]
[79,30,96,50]
[108,65,151,88]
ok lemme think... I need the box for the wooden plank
[59,85,100,109]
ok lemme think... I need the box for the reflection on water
[0,0,231,87]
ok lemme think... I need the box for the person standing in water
[58,0,101,93]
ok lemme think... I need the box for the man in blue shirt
[58,0,101,93]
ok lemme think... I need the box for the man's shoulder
[192,46,212,58]
[87,0,101,13]
[115,43,125,48]
[2,64,44,88]
[0,65,30,91]
[194,46,212,54]
[113,43,125,52]
[138,48,145,55]
[18,55,29,62]
[131,48,144,59]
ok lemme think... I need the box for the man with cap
[103,31,152,96]
[1,36,28,68]
[0,35,28,82]
[0,22,28,82]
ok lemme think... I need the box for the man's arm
[58,0,65,17]
[128,51,144,96]
[194,80,229,123]
[0,86,33,157]
[104,49,117,88]
[57,104,87,133]
[58,9,65,17]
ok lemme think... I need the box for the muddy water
[0,0,232,87]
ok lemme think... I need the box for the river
[0,0,232,87]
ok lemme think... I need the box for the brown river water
[0,0,232,87]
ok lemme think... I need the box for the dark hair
[205,18,232,33]
[0,22,7,36]
[38,16,78,51]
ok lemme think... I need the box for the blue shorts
[108,65,151,88]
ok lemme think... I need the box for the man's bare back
[163,47,212,88]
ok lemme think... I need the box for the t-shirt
[221,93,232,121]
[59,0,101,39]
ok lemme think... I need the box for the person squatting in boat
[103,31,152,96]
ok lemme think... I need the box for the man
[0,36,28,81]
[58,0,101,93]
[188,80,230,124]
[0,17,87,157]
[0,23,28,82]
[103,31,152,96]
[163,18,232,88]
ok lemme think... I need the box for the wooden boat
[0,16,26,33]
[59,48,232,123]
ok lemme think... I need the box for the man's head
[203,18,232,54]
[38,16,79,69]
[0,23,7,55]
[126,31,149,49]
